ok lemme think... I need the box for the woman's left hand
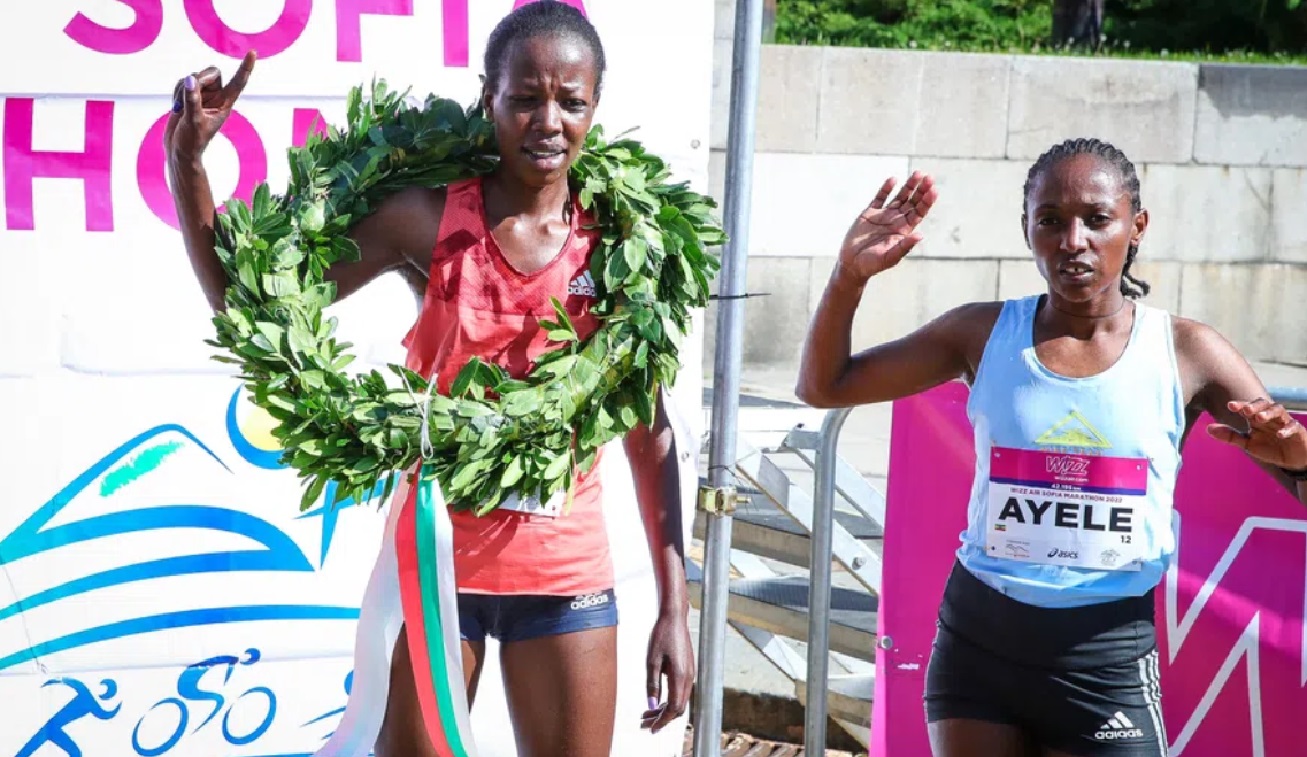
[1207,398,1307,472]
[642,610,694,734]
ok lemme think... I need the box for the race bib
[985,446,1148,571]
[495,488,564,518]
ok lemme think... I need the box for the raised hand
[836,171,938,284]
[164,51,257,163]
[1207,398,1307,472]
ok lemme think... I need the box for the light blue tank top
[957,294,1186,609]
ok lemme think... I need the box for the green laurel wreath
[207,81,723,515]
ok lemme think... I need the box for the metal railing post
[1270,387,1307,410]
[692,0,765,755]
[804,406,853,754]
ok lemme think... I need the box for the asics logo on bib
[1094,712,1145,741]
[571,592,610,610]
[997,497,1133,533]
[568,271,597,297]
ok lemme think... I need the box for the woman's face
[1023,154,1148,304]
[483,33,599,190]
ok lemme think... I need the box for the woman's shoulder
[364,184,449,269]
[937,299,1008,337]
[950,299,1008,320]
[377,183,449,216]
[1169,313,1241,364]
[371,184,449,238]
[926,299,1008,365]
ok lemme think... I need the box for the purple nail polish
[647,696,658,711]
[171,98,183,114]
[183,75,196,91]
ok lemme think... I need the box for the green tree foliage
[1109,0,1307,54]
[776,0,1051,50]
[775,0,1307,57]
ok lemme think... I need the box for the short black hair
[1023,138,1151,299]
[483,1,607,97]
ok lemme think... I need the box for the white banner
[0,2,713,754]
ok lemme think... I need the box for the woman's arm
[797,272,998,407]
[165,57,253,312]
[795,171,995,408]
[1176,318,1307,505]
[169,157,426,313]
[166,54,437,313]
[623,393,693,734]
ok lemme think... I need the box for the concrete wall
[706,4,1307,380]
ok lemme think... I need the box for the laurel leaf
[207,82,724,516]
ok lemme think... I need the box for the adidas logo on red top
[568,271,597,297]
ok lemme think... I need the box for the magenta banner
[874,381,1307,757]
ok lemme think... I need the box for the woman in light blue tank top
[797,138,1307,757]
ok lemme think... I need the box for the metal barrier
[1272,386,1307,410]
[800,386,1307,753]
[804,406,852,755]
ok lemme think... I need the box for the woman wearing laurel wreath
[163,3,702,756]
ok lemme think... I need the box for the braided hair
[484,1,607,97]
[1022,138,1151,299]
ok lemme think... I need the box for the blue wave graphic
[0,420,362,671]
[0,424,232,562]
[226,385,396,567]
[0,506,310,573]
[0,426,316,623]
[298,477,396,568]
[0,605,359,672]
[0,548,307,623]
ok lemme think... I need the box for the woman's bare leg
[375,623,485,757]
[929,719,1037,757]
[499,626,619,757]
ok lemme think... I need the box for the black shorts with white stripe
[924,560,1167,756]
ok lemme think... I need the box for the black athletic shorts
[924,560,1167,756]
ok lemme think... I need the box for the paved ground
[683,729,864,757]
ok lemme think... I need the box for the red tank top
[401,177,612,596]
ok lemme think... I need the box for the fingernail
[171,99,183,114]
[184,76,196,91]
[647,696,658,710]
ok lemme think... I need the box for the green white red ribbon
[396,468,480,757]
[315,384,699,756]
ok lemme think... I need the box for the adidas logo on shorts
[1094,711,1144,741]
[570,592,610,611]
[568,271,597,297]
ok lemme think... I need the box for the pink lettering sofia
[2,100,330,232]
[62,0,587,65]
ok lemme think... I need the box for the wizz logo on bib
[1045,455,1090,477]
